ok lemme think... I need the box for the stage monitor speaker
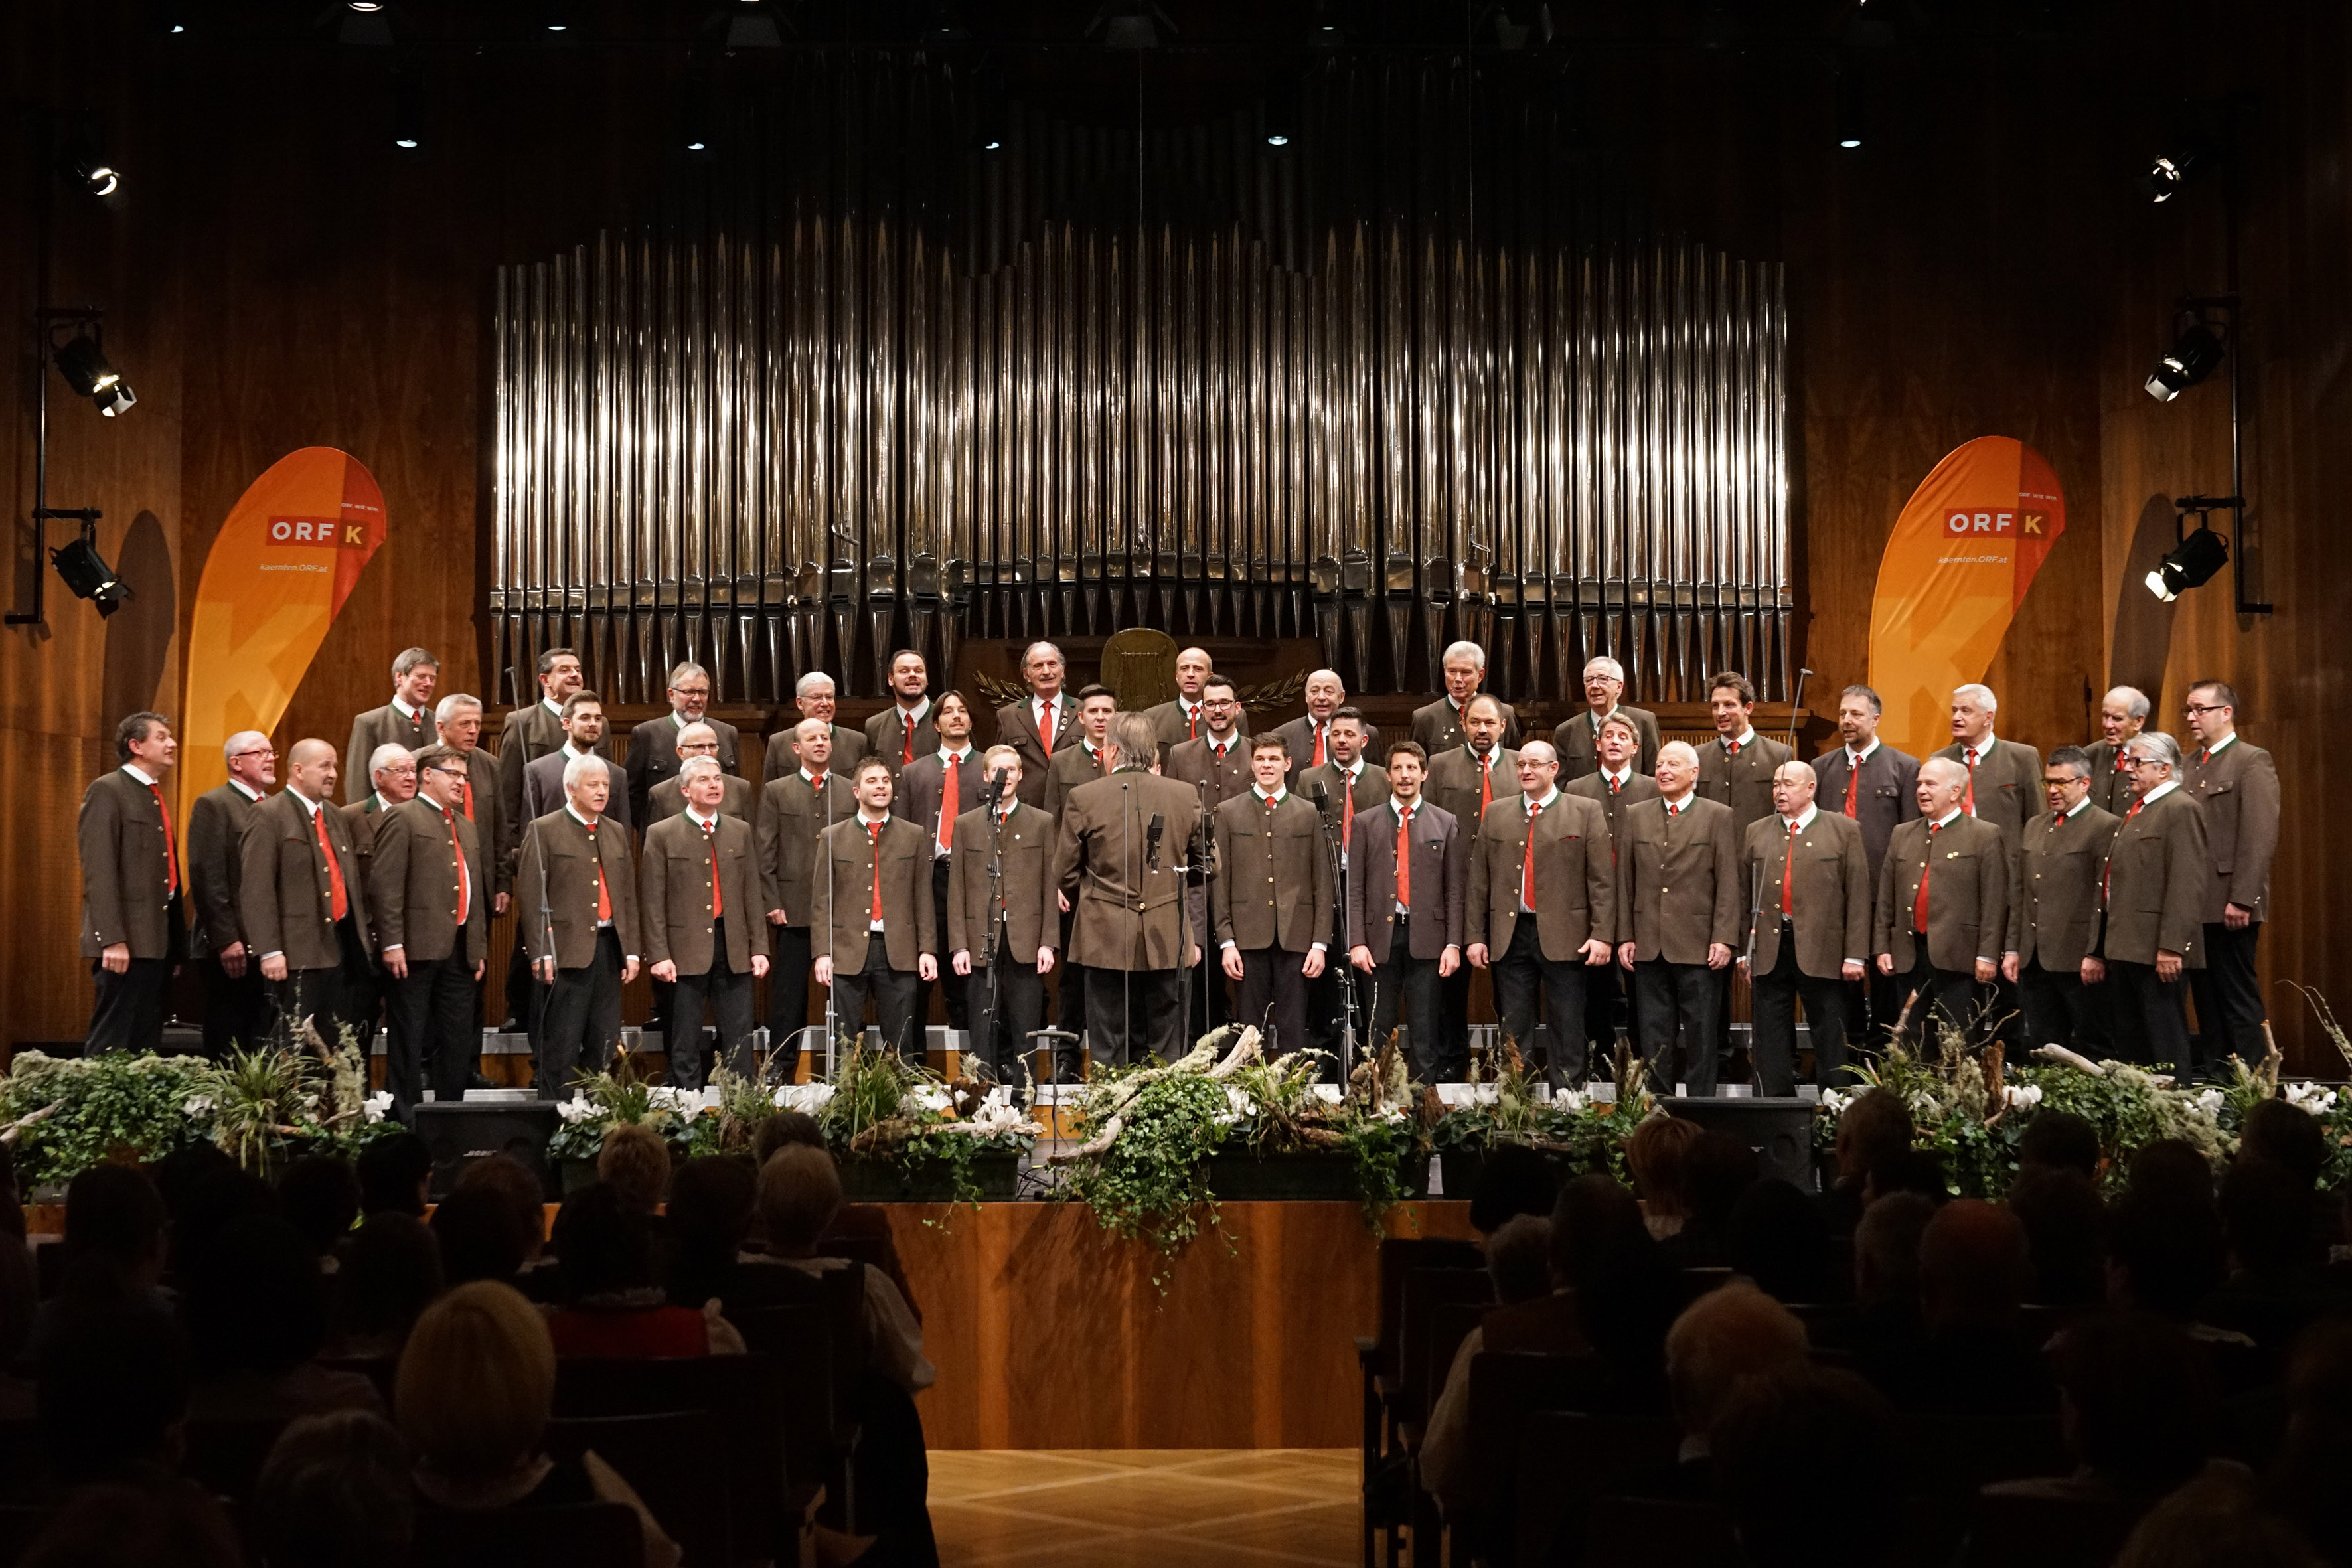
[413,1101,562,1201]
[1665,1096,1821,1192]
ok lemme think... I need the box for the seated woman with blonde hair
[397,1279,682,1568]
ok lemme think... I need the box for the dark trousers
[504,937,548,1084]
[1751,925,1849,1095]
[833,933,922,1061]
[1583,962,1630,1065]
[1182,886,1229,1046]
[969,944,1051,1083]
[1841,969,1909,1061]
[1234,946,1312,1061]
[668,920,757,1089]
[200,955,272,1058]
[1633,959,1721,1095]
[766,925,814,1075]
[1439,963,1472,1073]
[909,859,967,1038]
[276,917,375,1055]
[1493,920,1593,1083]
[1898,945,1981,1045]
[388,955,479,1114]
[540,927,623,1099]
[1057,907,1088,1038]
[2020,958,2108,1052]
[1368,916,1449,1083]
[2108,958,2193,1067]
[1086,966,1184,1067]
[2189,921,2266,1073]
[87,957,171,1056]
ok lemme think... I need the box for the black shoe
[467,1070,497,1090]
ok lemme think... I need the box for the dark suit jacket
[495,700,610,862]
[339,796,394,874]
[1616,796,1743,964]
[894,749,987,848]
[2100,788,2210,967]
[1054,770,1203,971]
[1564,769,1662,856]
[1212,792,1334,953]
[756,771,856,927]
[945,802,1061,962]
[811,815,935,975]
[638,812,769,976]
[1164,735,1256,815]
[1810,743,1921,886]
[1424,745,1518,832]
[1466,791,1615,961]
[1411,696,1520,757]
[187,782,264,957]
[514,809,641,969]
[1695,734,1796,843]
[646,773,757,826]
[1267,714,1384,787]
[1873,813,2010,973]
[863,704,940,779]
[2184,737,2280,923]
[523,749,631,838]
[345,701,433,804]
[367,797,487,965]
[1551,706,1663,782]
[993,695,1083,807]
[1346,800,1465,963]
[1739,811,1872,979]
[78,768,184,961]
[2009,803,2118,972]
[624,712,743,826]
[1042,740,1115,822]
[240,791,373,969]
[2084,739,2137,818]
[1935,737,2043,853]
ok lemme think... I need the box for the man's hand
[815,955,834,986]
[1877,953,1895,976]
[1439,945,1460,979]
[1302,947,1327,980]
[621,957,640,984]
[534,955,555,984]
[494,892,511,917]
[769,907,789,926]
[918,954,938,982]
[1466,943,1490,970]
[220,940,248,979]
[651,959,678,983]
[1841,959,1865,982]
[953,949,973,977]
[2080,955,2106,984]
[2156,949,2183,982]
[2001,952,2021,984]
[1581,939,1612,967]
[1222,946,1247,982]
[1058,890,1071,913]
[1707,943,1733,971]
[1186,943,1200,969]
[1618,942,1637,972]
[1036,947,1056,975]
[1973,957,1997,984]
[472,960,485,981]
[100,942,131,975]
[2225,902,2254,931]
[1350,944,1377,973]
[382,946,410,980]
[752,955,771,979]
[262,953,290,983]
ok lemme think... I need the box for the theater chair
[1511,1409,1680,1568]
[1357,1237,1482,1568]
[412,1499,645,1568]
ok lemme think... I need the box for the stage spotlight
[1834,68,1865,149]
[1263,78,1298,148]
[53,335,135,416]
[2144,524,2229,602]
[726,0,785,48]
[1089,1,1172,50]
[2138,135,2212,202]
[1306,0,1345,47]
[392,70,424,149]
[2144,320,2224,402]
[70,158,120,196]
[52,533,128,617]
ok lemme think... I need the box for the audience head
[396,1281,555,1483]
[1468,1143,1563,1236]
[551,1182,665,1300]
[757,1145,844,1257]
[2240,1099,2327,1190]
[1852,1190,1934,1312]
[252,1410,414,1568]
[1664,1281,1810,1444]
[2003,1166,2108,1306]
[277,1155,362,1258]
[2107,1186,2227,1318]
[337,1213,446,1345]
[62,1162,167,1287]
[596,1121,672,1215]
[182,1215,330,1374]
[154,1142,277,1281]
[1714,1368,1904,1568]
[2048,1312,2217,1498]
[2221,1158,2315,1274]
[429,1188,528,1287]
[1861,1147,1950,1207]
[1623,1115,1702,1222]
[1551,1175,1677,1373]
[2128,1138,2219,1212]
[1727,1180,1830,1304]
[1484,1215,1555,1306]
[670,1155,759,1273]
[1918,1198,2028,1332]
[1834,1089,1913,1186]
[2267,1318,2352,1561]
[2016,1109,2101,1179]
[1681,1131,1760,1232]
[752,1110,826,1170]
[356,1133,433,1217]
[38,1291,188,1484]
[450,1154,547,1261]
[2115,1470,2325,1568]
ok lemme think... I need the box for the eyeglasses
[424,762,467,777]
[671,688,711,702]
[2183,703,2227,716]
[680,741,720,753]
[229,748,277,761]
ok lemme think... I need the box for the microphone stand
[980,770,1008,1082]
[1183,777,1215,1054]
[1311,782,1359,1082]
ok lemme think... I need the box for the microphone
[1146,812,1165,870]
[1310,781,1332,816]
[984,767,1006,810]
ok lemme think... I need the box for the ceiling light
[2144,319,2223,402]
[2139,133,2213,202]
[50,532,127,617]
[392,70,425,150]
[1090,1,1172,50]
[71,159,119,196]
[1834,68,1865,149]
[2145,524,2229,601]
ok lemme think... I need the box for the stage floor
[931,1448,1356,1568]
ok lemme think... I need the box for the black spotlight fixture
[2145,506,2233,603]
[1834,66,1865,150]
[52,530,129,618]
[2138,131,2213,203]
[1305,0,1344,48]
[1263,73,1298,149]
[2144,313,2225,402]
[53,333,135,418]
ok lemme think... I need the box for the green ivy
[1059,1068,1234,1287]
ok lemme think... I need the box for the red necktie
[1962,748,1980,814]
[1522,800,1543,909]
[903,714,916,767]
[868,821,884,922]
[702,818,723,918]
[445,807,471,925]
[2197,747,2210,765]
[315,805,348,921]
[1038,702,1054,753]
[1913,820,1940,933]
[2104,796,2146,902]
[1843,755,1860,817]
[939,753,959,851]
[586,822,611,921]
[1313,724,1326,768]
[1727,739,1741,757]
[1608,773,1622,797]
[1187,704,1200,740]
[1342,771,1355,850]
[149,783,179,897]
[461,776,475,821]
[1478,754,1494,815]
[1396,805,1413,908]
[1781,820,1798,916]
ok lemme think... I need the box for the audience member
[397,1280,682,1568]
[450,1154,549,1258]
[2005,1164,2108,1306]
[1468,1142,1566,1236]
[36,1289,188,1487]
[1865,1198,2053,1414]
[431,1187,528,1287]
[15,1482,246,1568]
[1624,1114,1702,1241]
[597,1121,672,1215]
[356,1132,433,1217]
[252,1409,415,1568]
[0,1144,32,1365]
[329,1212,446,1360]
[2207,1158,2347,1360]
[2266,1317,2352,1563]
[152,1140,276,1280]
[2017,1108,2102,1180]
[1814,1189,1931,1356]
[1642,1281,1810,1498]
[181,1214,382,1419]
[2240,1100,2328,1192]
[1822,1088,1913,1236]
[279,1154,363,1263]
[1862,1146,1952,1206]
[1660,1130,1757,1269]
[39,1163,169,1351]
[546,1182,742,1358]
[2114,1468,2325,1568]
[664,1154,821,1320]
[1986,1312,2221,1514]
[1713,1367,1905,1568]
[753,1110,923,1320]
[1420,1215,1567,1513]
[1727,1179,1831,1304]
[2128,1138,2221,1214]
[2108,1186,2232,1329]
[1551,1174,1678,1409]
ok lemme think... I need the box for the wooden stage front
[879,1200,1476,1450]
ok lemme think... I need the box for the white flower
[964,1101,1035,1137]
[1820,1088,1855,1117]
[181,1093,216,1118]
[779,1083,834,1115]
[362,1091,395,1125]
[2001,1083,2043,1109]
[1555,1090,1590,1115]
[1224,1086,1259,1119]
[554,1095,597,1124]
[904,1086,953,1117]
[2286,1081,2334,1112]
[2192,1088,2225,1116]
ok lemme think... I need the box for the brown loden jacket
[367,797,488,965]
[2099,788,2210,967]
[1053,769,1204,971]
[1873,812,2011,974]
[78,768,185,961]
[945,801,1063,964]
[755,770,856,926]
[811,814,937,975]
[1614,795,1743,965]
[1465,790,1616,961]
[514,809,641,969]
[2008,804,2119,973]
[240,790,374,969]
[1346,799,1466,964]
[1211,790,1334,954]
[2183,738,2280,924]
[1738,810,1873,979]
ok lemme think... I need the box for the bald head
[1917,755,1968,818]
[1174,646,1212,699]
[285,738,338,802]
[1656,739,1699,799]
[1770,759,1817,821]
[1304,668,1346,722]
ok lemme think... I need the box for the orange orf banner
[179,448,388,823]
[1867,437,2066,761]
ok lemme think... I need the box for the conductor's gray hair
[562,753,611,789]
[1107,712,1158,770]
